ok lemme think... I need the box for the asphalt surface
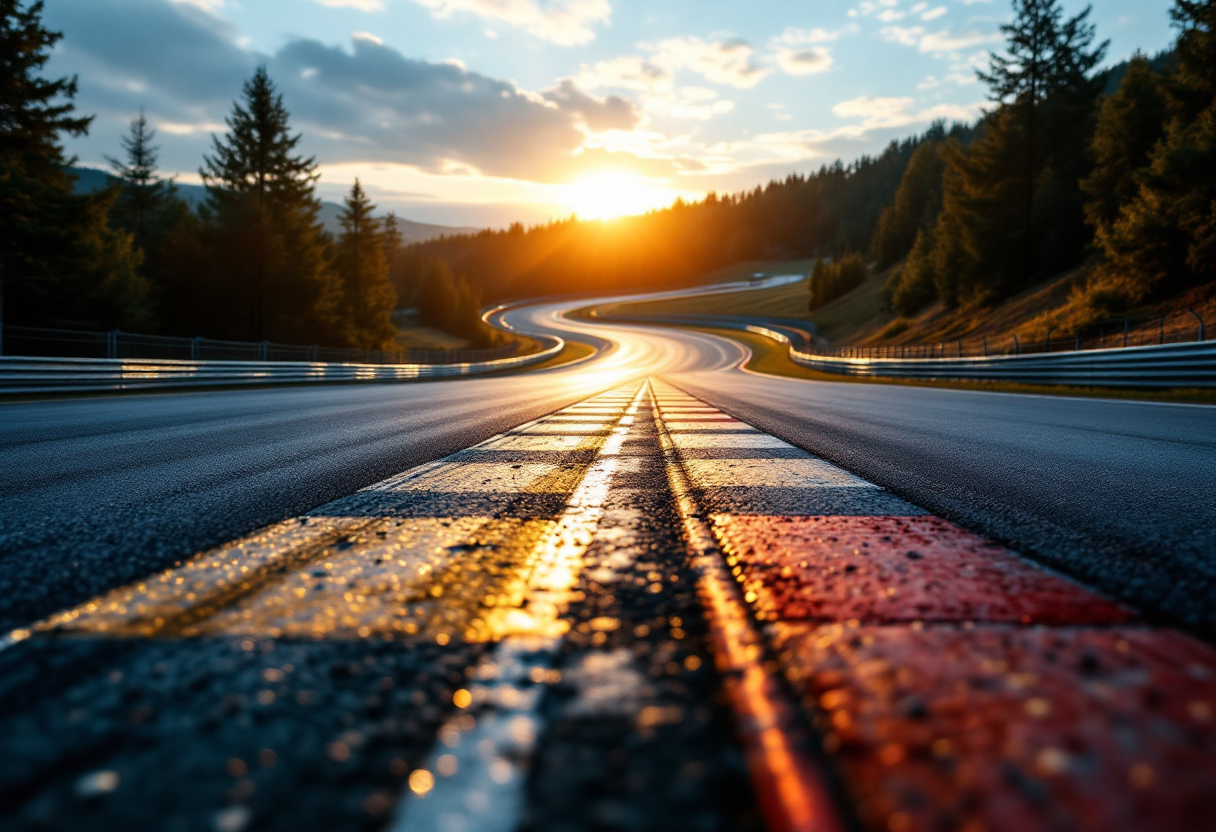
[2,283,1214,832]
[4,294,1213,634]
[671,373,1216,635]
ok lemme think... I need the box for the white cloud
[351,30,383,44]
[881,25,1000,54]
[158,120,227,135]
[876,9,906,22]
[574,54,675,92]
[854,0,899,15]
[642,36,771,89]
[833,94,981,129]
[771,26,851,46]
[316,0,385,10]
[649,86,735,120]
[921,6,947,21]
[410,0,611,46]
[169,0,225,9]
[773,46,833,76]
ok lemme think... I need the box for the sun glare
[564,171,677,220]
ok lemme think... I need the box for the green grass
[606,269,813,320]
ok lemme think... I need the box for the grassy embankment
[593,262,1216,404]
[605,263,1216,348]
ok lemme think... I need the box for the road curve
[3,282,1215,832]
[3,285,1214,633]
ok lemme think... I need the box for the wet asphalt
[0,387,762,832]
[672,372,1216,636]
[2,302,1215,832]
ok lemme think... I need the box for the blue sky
[45,0,1176,227]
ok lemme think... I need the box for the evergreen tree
[199,66,337,342]
[871,138,946,267]
[0,0,149,329]
[922,0,1106,304]
[1094,0,1216,300]
[107,110,169,246]
[886,227,939,316]
[335,180,396,349]
[1082,57,1168,240]
[978,0,1107,231]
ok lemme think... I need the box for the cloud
[642,36,771,89]
[410,0,611,46]
[833,94,981,129]
[543,79,642,131]
[43,0,652,183]
[773,47,833,76]
[574,55,675,92]
[766,25,854,78]
[880,25,1000,54]
[315,0,386,10]
[771,26,852,46]
[646,86,734,121]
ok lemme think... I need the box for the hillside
[69,166,478,243]
[606,259,1216,351]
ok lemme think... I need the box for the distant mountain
[69,166,479,244]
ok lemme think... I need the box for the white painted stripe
[664,422,757,432]
[515,423,612,434]
[388,385,645,832]
[478,435,599,452]
[669,433,795,450]
[388,463,562,493]
[682,458,875,488]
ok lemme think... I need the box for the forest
[2,0,1213,349]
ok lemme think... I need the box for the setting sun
[563,171,680,220]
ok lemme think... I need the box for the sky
[44,0,1177,228]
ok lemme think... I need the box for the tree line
[402,121,972,303]
[403,0,1212,329]
[4,0,1211,344]
[1,1,496,348]
[878,0,1214,322]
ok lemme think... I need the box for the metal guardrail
[592,308,1216,389]
[0,337,563,395]
[0,324,527,365]
[786,339,1216,388]
[597,313,825,354]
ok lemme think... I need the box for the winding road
[2,280,1214,832]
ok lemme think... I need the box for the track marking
[0,387,640,648]
[651,380,847,832]
[389,384,647,832]
[651,378,1216,832]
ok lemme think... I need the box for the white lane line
[388,386,645,832]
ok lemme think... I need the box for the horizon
[48,0,1174,230]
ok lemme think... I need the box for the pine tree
[1093,0,1216,299]
[1082,57,1168,241]
[200,66,337,342]
[0,0,149,329]
[978,0,1107,230]
[336,180,396,349]
[871,139,946,267]
[888,227,938,316]
[920,0,1107,304]
[107,110,169,245]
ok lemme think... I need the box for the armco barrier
[789,339,1216,388]
[0,335,563,395]
[592,308,1215,389]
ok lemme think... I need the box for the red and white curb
[651,379,1216,832]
